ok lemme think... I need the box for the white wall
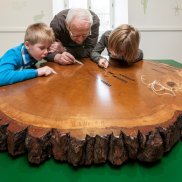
[139,31,182,63]
[0,0,52,56]
[0,0,182,64]
[114,0,128,27]
[128,0,182,63]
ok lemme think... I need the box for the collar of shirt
[21,44,37,68]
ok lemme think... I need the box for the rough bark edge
[0,110,182,166]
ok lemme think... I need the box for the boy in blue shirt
[0,23,56,86]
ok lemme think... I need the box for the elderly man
[46,8,100,65]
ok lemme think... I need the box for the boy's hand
[98,58,109,68]
[54,52,75,65]
[37,66,57,76]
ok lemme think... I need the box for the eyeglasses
[68,29,91,38]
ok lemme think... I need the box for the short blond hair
[24,23,55,45]
[108,24,140,63]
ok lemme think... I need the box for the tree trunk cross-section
[0,59,182,167]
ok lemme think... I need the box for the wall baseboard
[138,26,182,32]
[1,26,182,33]
[0,27,26,33]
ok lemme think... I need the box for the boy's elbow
[0,78,9,86]
[135,49,144,61]
[139,49,144,60]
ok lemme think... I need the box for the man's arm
[46,12,68,62]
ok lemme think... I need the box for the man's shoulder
[89,10,100,23]
[55,9,69,18]
[50,10,68,30]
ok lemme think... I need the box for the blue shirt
[0,43,38,86]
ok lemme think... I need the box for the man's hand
[37,66,57,76]
[98,58,109,68]
[54,52,76,65]
[49,41,66,53]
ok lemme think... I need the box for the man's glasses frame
[68,29,91,38]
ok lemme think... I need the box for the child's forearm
[0,69,37,86]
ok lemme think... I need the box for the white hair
[65,8,93,27]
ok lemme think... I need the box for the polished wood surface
[0,59,181,135]
[0,59,182,166]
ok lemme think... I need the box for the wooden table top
[0,59,182,137]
